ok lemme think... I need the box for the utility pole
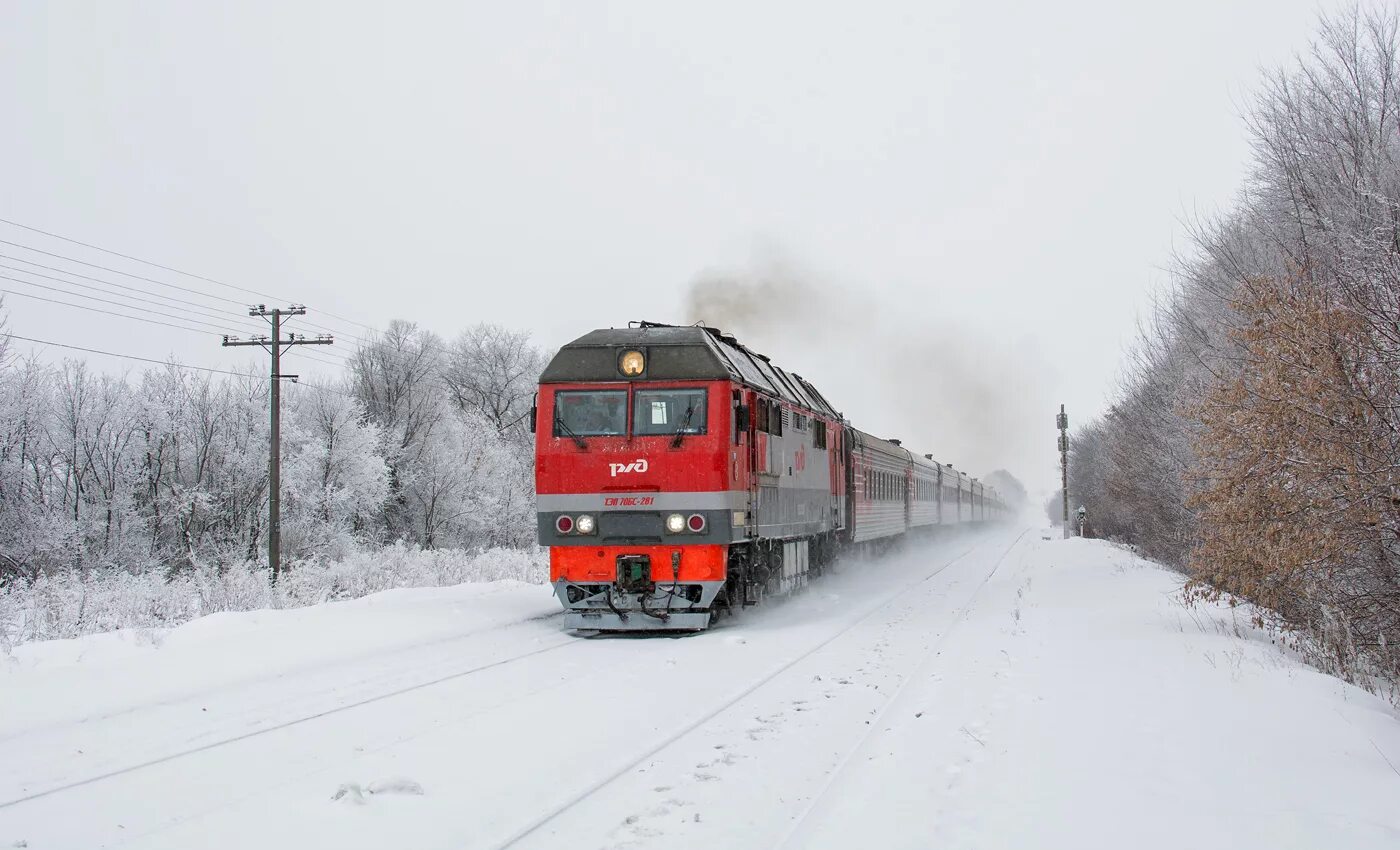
[223,305,333,581]
[1057,404,1070,539]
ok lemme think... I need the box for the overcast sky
[0,1,1354,498]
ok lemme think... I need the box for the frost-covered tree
[0,297,541,628]
[441,323,549,441]
[280,385,389,560]
[346,320,538,551]
[1069,5,1400,685]
[348,320,448,540]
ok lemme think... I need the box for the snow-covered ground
[2,526,1398,849]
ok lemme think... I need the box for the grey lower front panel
[554,579,725,631]
[565,610,712,631]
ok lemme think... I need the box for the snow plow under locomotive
[533,321,1008,631]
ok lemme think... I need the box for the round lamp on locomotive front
[618,349,645,377]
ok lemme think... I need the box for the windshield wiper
[670,404,697,449]
[554,416,588,450]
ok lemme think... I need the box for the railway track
[492,532,1025,849]
[0,630,588,810]
[0,607,567,748]
[771,526,1030,848]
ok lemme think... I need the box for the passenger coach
[533,321,1006,631]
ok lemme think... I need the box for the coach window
[553,390,627,437]
[632,388,707,436]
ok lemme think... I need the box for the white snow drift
[2,527,1397,850]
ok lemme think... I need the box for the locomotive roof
[540,322,843,420]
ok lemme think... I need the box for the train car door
[904,467,912,530]
[746,389,760,539]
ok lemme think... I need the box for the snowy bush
[0,545,549,647]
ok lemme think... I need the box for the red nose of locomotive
[535,330,743,630]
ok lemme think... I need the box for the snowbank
[2,529,1399,850]
[0,542,548,649]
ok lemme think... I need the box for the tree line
[0,316,546,587]
[1065,5,1400,688]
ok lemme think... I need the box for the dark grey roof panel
[540,322,841,419]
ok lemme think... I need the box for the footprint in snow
[332,778,425,804]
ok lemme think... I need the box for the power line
[0,263,269,333]
[0,253,272,329]
[0,331,266,378]
[0,285,230,335]
[2,329,372,409]
[0,219,510,372]
[4,274,245,332]
[0,234,379,349]
[2,278,495,385]
[0,329,386,413]
[0,217,384,337]
[0,274,346,370]
[0,238,248,306]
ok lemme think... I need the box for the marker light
[619,350,646,377]
[665,513,686,534]
[575,514,596,535]
[687,513,707,533]
[555,515,574,534]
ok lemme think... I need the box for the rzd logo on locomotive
[608,459,649,477]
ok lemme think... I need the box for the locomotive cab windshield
[633,388,707,436]
[553,390,626,437]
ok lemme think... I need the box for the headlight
[619,350,646,377]
[687,513,706,533]
[555,515,574,534]
[665,513,685,534]
[575,514,596,535]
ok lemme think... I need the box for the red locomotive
[533,321,1007,631]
